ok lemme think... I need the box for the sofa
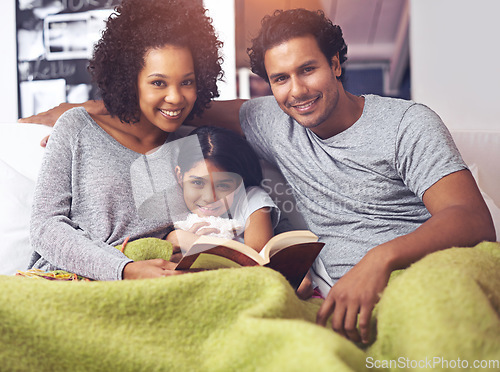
[0,122,499,371]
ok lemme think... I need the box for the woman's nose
[164,86,183,105]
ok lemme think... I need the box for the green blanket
[1,242,500,371]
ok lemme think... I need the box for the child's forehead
[186,160,239,180]
[188,159,222,174]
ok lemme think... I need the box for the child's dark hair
[177,126,263,188]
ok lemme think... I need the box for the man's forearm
[186,99,246,135]
[372,204,495,273]
[18,100,107,126]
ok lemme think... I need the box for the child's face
[177,160,241,218]
[137,44,197,133]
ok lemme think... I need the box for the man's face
[264,35,342,133]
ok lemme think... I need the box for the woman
[29,0,223,280]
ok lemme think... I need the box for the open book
[175,230,325,289]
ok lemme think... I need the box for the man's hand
[18,100,108,126]
[316,247,391,344]
[18,102,80,126]
[122,259,187,279]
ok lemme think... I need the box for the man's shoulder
[365,94,436,115]
[364,94,415,110]
[242,95,283,116]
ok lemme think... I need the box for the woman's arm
[29,115,131,280]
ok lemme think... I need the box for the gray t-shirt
[29,107,187,280]
[240,94,467,283]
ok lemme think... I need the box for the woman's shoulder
[49,107,104,148]
[53,107,94,133]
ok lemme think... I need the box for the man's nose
[290,76,308,98]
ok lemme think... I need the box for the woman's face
[177,160,241,218]
[137,44,197,133]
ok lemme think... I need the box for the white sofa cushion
[0,123,52,274]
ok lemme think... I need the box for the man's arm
[18,100,107,126]
[187,99,246,135]
[18,99,247,134]
[316,169,496,344]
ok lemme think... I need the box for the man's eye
[303,66,315,73]
[273,76,287,84]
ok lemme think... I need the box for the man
[22,8,495,345]
[239,9,494,345]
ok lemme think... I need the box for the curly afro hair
[248,8,347,83]
[89,0,223,123]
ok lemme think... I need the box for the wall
[204,0,237,100]
[410,0,500,131]
[0,1,18,123]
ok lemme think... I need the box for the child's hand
[167,223,220,254]
[296,270,314,300]
[122,259,185,279]
[186,221,220,236]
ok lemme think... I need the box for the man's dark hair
[89,0,223,123]
[248,8,347,83]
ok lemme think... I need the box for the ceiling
[235,0,409,91]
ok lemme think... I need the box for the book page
[259,230,319,260]
[190,253,243,269]
[187,235,265,264]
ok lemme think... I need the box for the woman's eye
[182,79,194,86]
[152,80,165,87]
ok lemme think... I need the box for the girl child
[29,0,223,280]
[167,126,280,254]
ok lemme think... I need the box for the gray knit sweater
[29,108,186,280]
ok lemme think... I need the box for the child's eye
[191,179,204,187]
[216,183,232,191]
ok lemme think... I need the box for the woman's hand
[122,259,185,279]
